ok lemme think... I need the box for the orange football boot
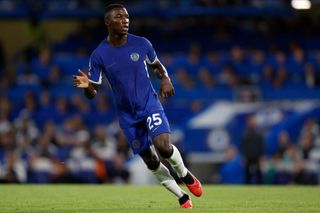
[179,194,193,209]
[184,171,203,197]
[180,199,193,209]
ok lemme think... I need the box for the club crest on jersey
[130,52,139,62]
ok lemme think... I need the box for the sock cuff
[165,145,188,178]
[166,144,177,160]
[150,162,163,172]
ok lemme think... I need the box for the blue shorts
[122,110,171,154]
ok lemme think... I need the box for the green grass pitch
[0,185,319,212]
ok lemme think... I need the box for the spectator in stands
[205,51,221,74]
[250,50,265,84]
[30,47,53,79]
[197,67,215,89]
[241,114,265,184]
[272,66,288,88]
[229,46,248,81]
[189,100,204,115]
[0,151,26,183]
[281,144,308,184]
[186,43,202,75]
[42,65,62,88]
[20,91,38,116]
[275,131,291,159]
[50,156,70,183]
[289,46,306,74]
[108,153,130,184]
[38,91,53,114]
[274,51,286,69]
[16,65,40,86]
[53,96,69,123]
[261,64,273,87]
[67,129,99,183]
[174,68,196,90]
[70,93,90,115]
[94,92,110,114]
[56,117,82,147]
[115,130,131,158]
[218,65,239,87]
[299,119,320,148]
[14,111,39,148]
[304,63,319,88]
[0,120,13,150]
[0,96,11,122]
[34,131,57,158]
[91,124,117,162]
[219,145,244,184]
[300,132,314,160]
[69,129,93,160]
[233,46,252,84]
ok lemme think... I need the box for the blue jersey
[88,34,163,128]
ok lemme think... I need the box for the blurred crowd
[221,116,320,185]
[0,0,287,12]
[0,2,320,184]
[266,119,320,184]
[0,101,132,183]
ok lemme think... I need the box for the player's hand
[73,69,89,88]
[160,77,175,98]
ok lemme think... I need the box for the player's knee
[157,144,173,158]
[139,149,160,170]
[153,135,173,159]
[145,154,160,170]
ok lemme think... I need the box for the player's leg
[153,133,203,197]
[122,125,192,208]
[138,146,192,208]
[146,110,202,197]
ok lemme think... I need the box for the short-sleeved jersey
[88,34,163,128]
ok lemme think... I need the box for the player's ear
[104,17,110,27]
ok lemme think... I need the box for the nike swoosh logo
[106,62,115,68]
[152,126,160,132]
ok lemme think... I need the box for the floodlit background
[0,0,319,185]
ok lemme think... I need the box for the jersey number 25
[147,113,162,130]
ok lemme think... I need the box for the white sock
[166,145,188,178]
[151,162,185,198]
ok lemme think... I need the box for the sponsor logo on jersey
[130,52,139,62]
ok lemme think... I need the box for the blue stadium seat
[0,148,5,163]
[54,54,89,76]
[71,170,98,183]
[28,171,51,183]
[219,156,244,184]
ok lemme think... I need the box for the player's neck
[107,34,128,47]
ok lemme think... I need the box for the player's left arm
[145,37,174,98]
[149,60,175,98]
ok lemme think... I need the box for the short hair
[104,4,125,21]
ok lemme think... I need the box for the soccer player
[72,4,202,208]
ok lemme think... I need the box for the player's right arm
[73,51,103,99]
[73,69,99,99]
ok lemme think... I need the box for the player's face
[108,8,129,35]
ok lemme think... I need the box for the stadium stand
[0,0,319,184]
